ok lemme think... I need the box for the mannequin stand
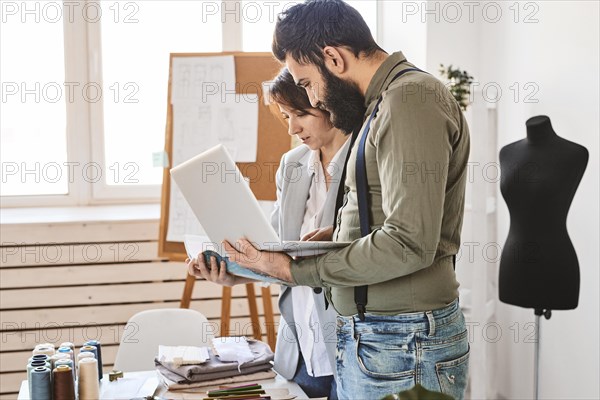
[534,309,552,400]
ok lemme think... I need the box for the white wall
[379,1,427,67]
[392,1,599,398]
[482,2,599,399]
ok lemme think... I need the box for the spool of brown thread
[53,365,75,400]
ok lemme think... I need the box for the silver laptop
[170,144,348,256]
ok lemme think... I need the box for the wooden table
[18,370,309,399]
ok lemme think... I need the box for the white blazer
[270,142,349,380]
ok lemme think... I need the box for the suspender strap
[317,125,363,305]
[332,125,363,233]
[354,67,424,321]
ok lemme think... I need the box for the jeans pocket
[354,333,416,380]
[435,347,470,400]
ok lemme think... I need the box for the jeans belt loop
[426,311,436,336]
[350,316,358,340]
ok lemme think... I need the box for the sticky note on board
[153,151,170,168]
[262,81,274,106]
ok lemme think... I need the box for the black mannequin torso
[499,115,588,310]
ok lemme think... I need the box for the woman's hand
[301,225,334,241]
[187,254,249,287]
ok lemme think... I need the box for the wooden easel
[180,274,276,351]
[158,52,289,353]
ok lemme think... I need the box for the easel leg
[261,287,276,351]
[180,274,196,309]
[221,286,232,337]
[246,283,262,340]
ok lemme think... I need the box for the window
[96,1,222,196]
[1,0,378,206]
[1,9,68,196]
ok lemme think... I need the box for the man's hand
[301,225,334,241]
[223,239,294,283]
[187,254,253,287]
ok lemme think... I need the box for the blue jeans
[293,356,338,400]
[335,299,469,400]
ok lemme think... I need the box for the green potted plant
[439,64,474,111]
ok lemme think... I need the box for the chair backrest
[113,308,214,372]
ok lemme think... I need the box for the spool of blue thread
[58,346,75,365]
[27,360,47,395]
[55,358,76,382]
[28,354,50,364]
[83,340,103,380]
[30,366,51,400]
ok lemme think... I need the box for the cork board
[159,52,290,260]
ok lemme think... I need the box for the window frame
[1,0,380,208]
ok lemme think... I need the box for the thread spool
[58,346,73,358]
[30,366,51,400]
[27,360,47,395]
[50,352,70,369]
[33,346,55,357]
[80,345,100,380]
[60,342,75,352]
[53,365,76,400]
[35,343,55,351]
[77,351,95,362]
[78,358,100,400]
[28,354,49,364]
[77,350,94,380]
[83,340,103,380]
[55,359,76,382]
[57,346,74,369]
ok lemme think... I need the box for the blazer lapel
[280,154,311,240]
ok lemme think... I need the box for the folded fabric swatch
[158,369,277,390]
[155,339,274,384]
[212,336,255,366]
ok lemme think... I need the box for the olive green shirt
[290,52,470,316]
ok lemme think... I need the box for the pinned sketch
[171,56,236,104]
[167,55,259,242]
[170,99,258,163]
[167,182,206,242]
[211,96,259,161]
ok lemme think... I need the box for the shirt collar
[364,51,411,108]
[307,149,320,177]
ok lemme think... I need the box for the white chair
[113,308,215,372]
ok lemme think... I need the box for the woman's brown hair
[269,68,330,123]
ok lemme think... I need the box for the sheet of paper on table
[100,374,160,399]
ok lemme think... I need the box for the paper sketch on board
[167,55,259,242]
[171,56,235,104]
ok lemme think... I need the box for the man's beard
[320,68,366,135]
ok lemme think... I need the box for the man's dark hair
[272,0,383,66]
